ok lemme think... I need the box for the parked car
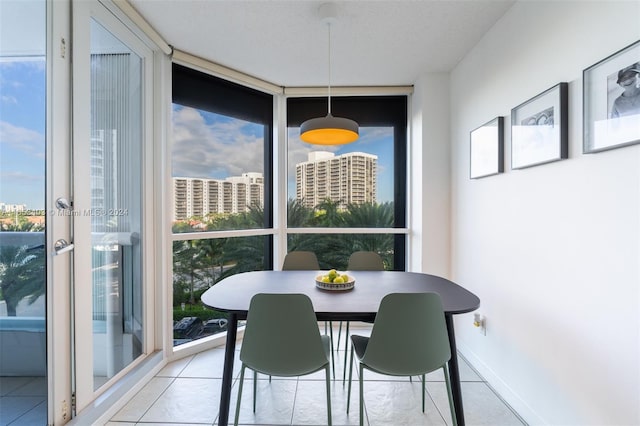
[200,318,228,336]
[173,316,203,340]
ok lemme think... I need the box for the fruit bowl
[315,272,355,291]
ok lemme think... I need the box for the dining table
[201,269,480,426]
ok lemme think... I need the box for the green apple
[333,276,344,284]
[321,275,330,283]
[341,274,349,282]
[328,269,338,280]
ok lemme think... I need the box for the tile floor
[0,376,47,426]
[106,324,526,426]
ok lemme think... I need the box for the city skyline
[172,104,395,203]
[1,77,395,211]
[172,150,380,221]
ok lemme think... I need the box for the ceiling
[129,0,515,88]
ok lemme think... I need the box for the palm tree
[344,201,394,228]
[344,202,395,268]
[172,240,206,305]
[219,235,266,279]
[287,198,314,227]
[0,244,45,316]
[197,238,226,287]
[314,198,345,227]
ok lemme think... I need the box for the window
[287,96,407,270]
[0,59,46,317]
[171,64,273,346]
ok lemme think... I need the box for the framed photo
[511,83,568,169]
[470,117,504,179]
[584,40,640,153]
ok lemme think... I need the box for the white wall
[443,2,639,425]
[410,73,451,276]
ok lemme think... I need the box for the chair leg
[325,365,333,426]
[359,364,364,426]
[421,373,426,412]
[443,366,458,426]
[347,345,355,413]
[342,321,350,384]
[253,369,257,413]
[329,322,336,379]
[234,365,246,426]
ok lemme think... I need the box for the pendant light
[300,3,359,145]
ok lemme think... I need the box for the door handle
[54,239,74,255]
[56,197,72,210]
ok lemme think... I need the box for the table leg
[218,313,238,426]
[445,314,465,426]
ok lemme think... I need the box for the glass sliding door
[88,25,144,389]
[0,0,48,424]
[72,0,153,411]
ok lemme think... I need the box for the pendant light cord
[327,22,332,116]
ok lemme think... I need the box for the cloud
[359,127,392,144]
[0,121,45,158]
[172,106,265,178]
[171,107,395,202]
[0,171,43,182]
[286,127,341,177]
[1,95,17,105]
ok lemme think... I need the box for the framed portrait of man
[584,40,640,153]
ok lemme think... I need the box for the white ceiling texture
[129,0,515,88]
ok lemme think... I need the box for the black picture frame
[511,83,568,169]
[583,40,640,153]
[470,117,504,179]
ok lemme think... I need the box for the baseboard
[458,342,545,426]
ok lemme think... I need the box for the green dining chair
[282,251,337,378]
[339,251,385,382]
[346,292,457,426]
[282,250,320,270]
[347,251,385,271]
[234,293,332,426]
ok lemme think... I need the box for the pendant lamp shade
[300,114,359,145]
[300,3,359,145]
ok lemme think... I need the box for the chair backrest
[240,293,328,376]
[362,293,451,376]
[348,251,384,271]
[282,251,320,270]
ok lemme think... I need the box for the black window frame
[172,63,274,269]
[287,95,408,270]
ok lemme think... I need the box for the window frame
[286,95,408,270]
[170,63,275,351]
[169,61,410,354]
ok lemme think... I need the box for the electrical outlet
[473,313,486,336]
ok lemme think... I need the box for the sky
[172,104,395,203]
[0,63,395,213]
[0,60,46,211]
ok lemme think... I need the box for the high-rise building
[295,151,377,209]
[172,173,263,221]
[0,203,27,213]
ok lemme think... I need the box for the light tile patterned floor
[0,377,47,426]
[105,324,526,426]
